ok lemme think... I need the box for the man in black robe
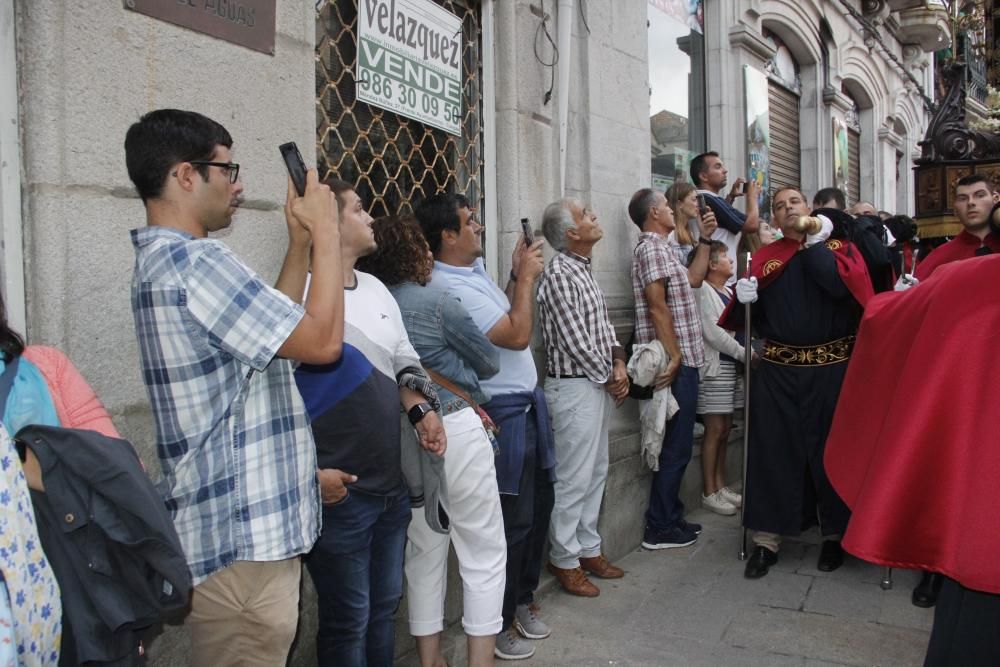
[722,186,873,579]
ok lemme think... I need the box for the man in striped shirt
[537,198,629,598]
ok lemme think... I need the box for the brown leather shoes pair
[547,556,624,597]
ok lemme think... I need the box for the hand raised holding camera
[698,207,718,238]
[287,169,337,241]
[512,236,545,283]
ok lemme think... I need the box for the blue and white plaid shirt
[130,226,320,585]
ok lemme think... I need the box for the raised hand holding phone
[279,142,308,196]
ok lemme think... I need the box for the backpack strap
[0,355,21,422]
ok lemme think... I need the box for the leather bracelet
[698,237,713,246]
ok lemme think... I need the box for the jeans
[498,407,555,629]
[306,487,410,667]
[645,365,699,533]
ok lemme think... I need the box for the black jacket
[17,425,191,666]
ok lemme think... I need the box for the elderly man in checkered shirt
[536,198,630,598]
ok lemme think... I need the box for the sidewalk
[401,508,934,666]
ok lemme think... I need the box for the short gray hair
[541,198,578,251]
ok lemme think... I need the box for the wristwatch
[407,402,434,426]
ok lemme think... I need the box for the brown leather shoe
[579,554,625,579]
[546,562,600,597]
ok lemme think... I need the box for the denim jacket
[389,282,500,411]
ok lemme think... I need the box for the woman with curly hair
[358,215,507,667]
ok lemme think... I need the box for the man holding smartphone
[125,109,345,667]
[691,152,760,283]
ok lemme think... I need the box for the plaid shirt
[130,226,320,585]
[537,251,620,383]
[631,232,705,368]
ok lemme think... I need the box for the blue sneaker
[680,518,703,535]
[641,525,697,550]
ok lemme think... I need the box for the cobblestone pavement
[402,508,934,666]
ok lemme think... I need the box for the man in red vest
[721,186,873,580]
[914,173,1000,280]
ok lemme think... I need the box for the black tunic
[744,243,862,537]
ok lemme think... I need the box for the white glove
[894,274,919,291]
[804,215,834,248]
[736,276,759,304]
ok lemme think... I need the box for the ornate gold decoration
[762,336,856,366]
[826,239,844,251]
[762,259,783,276]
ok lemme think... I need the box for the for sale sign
[357,0,464,136]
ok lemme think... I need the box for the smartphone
[279,142,308,197]
[696,193,708,217]
[520,217,533,245]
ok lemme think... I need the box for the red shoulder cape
[825,255,1000,593]
[718,237,873,331]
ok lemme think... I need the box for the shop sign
[124,0,276,55]
[357,0,463,136]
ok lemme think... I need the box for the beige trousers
[188,558,302,667]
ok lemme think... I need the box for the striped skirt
[696,359,744,415]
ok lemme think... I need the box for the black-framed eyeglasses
[189,160,241,184]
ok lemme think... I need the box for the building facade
[1,1,944,663]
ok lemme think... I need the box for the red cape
[825,255,1000,593]
[718,237,874,331]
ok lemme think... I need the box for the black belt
[762,336,855,366]
[546,373,588,379]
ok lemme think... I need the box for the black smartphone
[696,193,708,217]
[520,217,533,245]
[279,142,307,197]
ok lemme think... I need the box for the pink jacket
[22,345,120,439]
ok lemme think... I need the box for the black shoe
[679,518,703,535]
[912,571,943,608]
[817,540,844,572]
[744,546,778,579]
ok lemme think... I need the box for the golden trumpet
[792,216,823,235]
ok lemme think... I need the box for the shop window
[648,0,706,190]
[315,0,484,218]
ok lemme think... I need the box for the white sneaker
[719,486,743,507]
[701,490,737,515]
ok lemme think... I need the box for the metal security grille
[315,0,483,218]
[847,128,860,207]
[767,80,800,191]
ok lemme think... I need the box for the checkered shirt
[130,226,320,585]
[537,251,620,383]
[631,232,705,368]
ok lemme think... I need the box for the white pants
[404,407,507,636]
[544,377,613,569]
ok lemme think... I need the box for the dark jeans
[306,487,410,667]
[645,364,699,533]
[498,408,553,630]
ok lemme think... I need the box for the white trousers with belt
[544,376,613,569]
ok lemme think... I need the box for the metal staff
[739,251,752,561]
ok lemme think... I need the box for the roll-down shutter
[768,80,800,191]
[847,128,861,207]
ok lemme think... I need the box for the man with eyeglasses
[416,193,555,660]
[125,109,345,666]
